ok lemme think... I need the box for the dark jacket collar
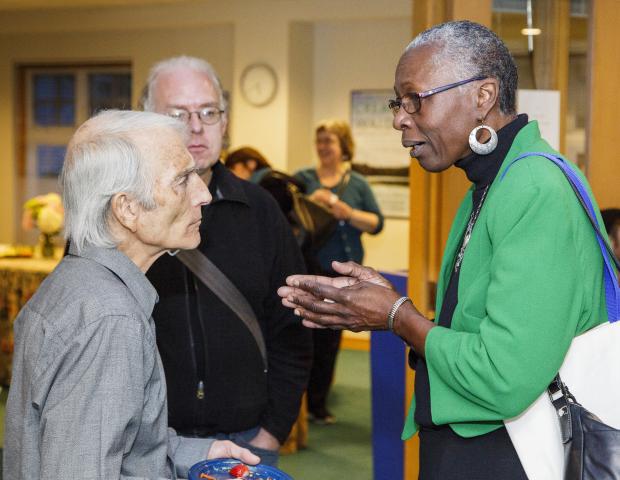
[455,114,528,189]
[68,243,158,317]
[208,161,251,206]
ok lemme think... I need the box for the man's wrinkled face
[151,67,227,172]
[135,128,211,252]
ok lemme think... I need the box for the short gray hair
[60,109,187,251]
[142,55,227,112]
[406,20,518,115]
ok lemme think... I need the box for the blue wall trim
[371,271,408,480]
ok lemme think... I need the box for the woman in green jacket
[278,21,608,479]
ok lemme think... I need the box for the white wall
[310,17,412,271]
[286,22,315,176]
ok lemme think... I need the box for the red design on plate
[229,463,250,478]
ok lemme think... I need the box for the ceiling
[0,0,194,11]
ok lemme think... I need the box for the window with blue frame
[25,66,132,180]
[17,65,132,243]
[89,73,132,114]
[36,145,67,177]
[33,74,76,126]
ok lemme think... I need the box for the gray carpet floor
[279,349,372,479]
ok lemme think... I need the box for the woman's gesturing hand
[277,261,400,331]
[278,260,434,355]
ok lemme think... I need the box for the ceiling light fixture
[521,28,542,36]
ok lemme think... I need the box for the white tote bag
[501,152,620,480]
[504,322,620,480]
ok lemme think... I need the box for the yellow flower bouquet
[22,193,64,257]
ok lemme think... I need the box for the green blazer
[402,121,608,440]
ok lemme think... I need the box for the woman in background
[294,119,384,424]
[224,146,307,232]
[224,146,272,183]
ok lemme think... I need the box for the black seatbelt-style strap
[176,249,268,372]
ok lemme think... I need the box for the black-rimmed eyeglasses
[167,107,225,125]
[388,75,486,115]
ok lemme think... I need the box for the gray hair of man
[406,20,518,115]
[142,55,227,113]
[60,109,188,251]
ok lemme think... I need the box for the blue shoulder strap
[500,152,620,323]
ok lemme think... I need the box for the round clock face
[240,63,278,107]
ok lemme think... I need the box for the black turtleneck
[413,114,528,427]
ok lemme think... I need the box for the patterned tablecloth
[0,256,60,385]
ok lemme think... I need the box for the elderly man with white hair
[3,110,258,480]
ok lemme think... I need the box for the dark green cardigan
[403,121,607,439]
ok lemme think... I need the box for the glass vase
[40,233,55,259]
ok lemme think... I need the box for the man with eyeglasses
[142,56,312,472]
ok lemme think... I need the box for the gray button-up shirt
[3,245,211,479]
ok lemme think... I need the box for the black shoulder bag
[259,169,350,253]
[291,170,351,253]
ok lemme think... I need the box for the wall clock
[240,63,278,107]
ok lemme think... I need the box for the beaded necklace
[454,185,490,273]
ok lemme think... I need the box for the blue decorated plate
[188,458,293,480]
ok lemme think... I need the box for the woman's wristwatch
[328,193,339,206]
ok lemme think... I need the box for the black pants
[418,425,528,480]
[307,328,342,415]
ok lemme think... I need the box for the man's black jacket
[147,162,312,443]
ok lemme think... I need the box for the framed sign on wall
[350,89,410,218]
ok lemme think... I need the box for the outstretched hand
[280,261,392,298]
[277,261,401,331]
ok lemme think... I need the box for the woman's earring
[469,124,498,155]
